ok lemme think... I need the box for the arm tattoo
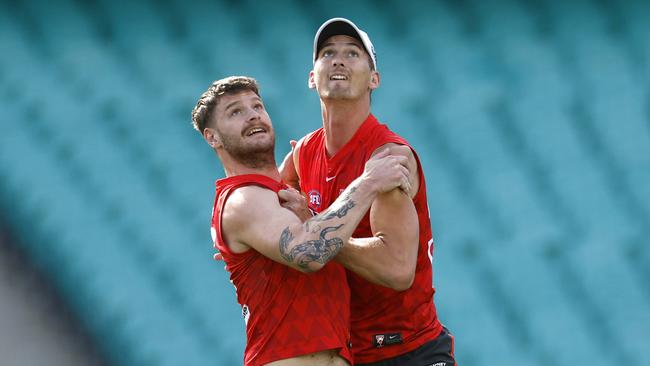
[318,200,356,220]
[279,228,295,261]
[315,188,357,221]
[278,185,358,269]
[280,224,345,270]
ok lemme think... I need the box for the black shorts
[357,327,456,366]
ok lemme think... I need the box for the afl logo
[308,190,322,209]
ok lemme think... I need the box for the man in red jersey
[281,18,456,365]
[191,76,412,366]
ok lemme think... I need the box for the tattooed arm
[221,149,411,273]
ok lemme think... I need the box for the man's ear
[203,127,222,149]
[369,70,380,90]
[308,70,316,89]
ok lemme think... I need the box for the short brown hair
[191,76,260,133]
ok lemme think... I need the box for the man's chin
[234,149,276,169]
[321,90,353,100]
[232,141,274,156]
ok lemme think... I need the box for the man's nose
[247,108,261,121]
[332,54,345,67]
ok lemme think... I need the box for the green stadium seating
[1,0,648,365]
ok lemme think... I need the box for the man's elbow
[295,261,325,274]
[380,236,417,291]
[385,267,415,291]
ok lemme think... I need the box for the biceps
[238,207,303,262]
[370,190,418,241]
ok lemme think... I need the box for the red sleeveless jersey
[298,115,443,363]
[211,174,352,366]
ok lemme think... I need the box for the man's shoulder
[295,128,326,165]
[370,121,408,144]
[300,127,325,147]
[376,142,412,153]
[371,143,416,171]
[223,185,277,220]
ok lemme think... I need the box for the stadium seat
[1,1,649,365]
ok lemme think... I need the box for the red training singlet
[211,174,352,366]
[298,114,443,364]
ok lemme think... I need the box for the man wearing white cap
[282,18,457,365]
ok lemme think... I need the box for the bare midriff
[264,349,349,366]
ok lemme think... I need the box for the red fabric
[298,115,443,363]
[211,174,352,366]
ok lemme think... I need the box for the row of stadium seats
[1,0,649,365]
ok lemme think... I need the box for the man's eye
[348,50,359,57]
[253,104,264,111]
[230,109,241,117]
[323,50,334,57]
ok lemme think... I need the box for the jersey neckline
[324,113,379,167]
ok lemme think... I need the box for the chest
[302,148,371,213]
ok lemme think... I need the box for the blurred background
[1,0,649,365]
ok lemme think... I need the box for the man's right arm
[223,151,409,273]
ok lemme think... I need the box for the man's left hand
[278,188,312,222]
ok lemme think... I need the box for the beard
[220,132,276,169]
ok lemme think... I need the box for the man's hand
[278,188,312,222]
[362,148,412,195]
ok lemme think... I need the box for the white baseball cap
[313,17,377,70]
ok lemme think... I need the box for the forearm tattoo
[279,191,358,270]
[318,200,355,220]
[280,225,344,270]
[315,187,357,221]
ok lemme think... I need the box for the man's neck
[321,99,371,157]
[225,165,281,181]
[220,154,281,181]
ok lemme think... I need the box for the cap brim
[315,20,364,55]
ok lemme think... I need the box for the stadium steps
[542,237,644,366]
[2,1,650,365]
[0,6,243,364]
[0,106,220,365]
[438,237,542,366]
[40,95,241,353]
[465,0,640,242]
[444,0,581,242]
[614,0,650,80]
[14,0,218,237]
[567,233,650,364]
[230,0,323,144]
[482,239,613,366]
[87,0,206,104]
[403,101,504,245]
[543,0,650,230]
